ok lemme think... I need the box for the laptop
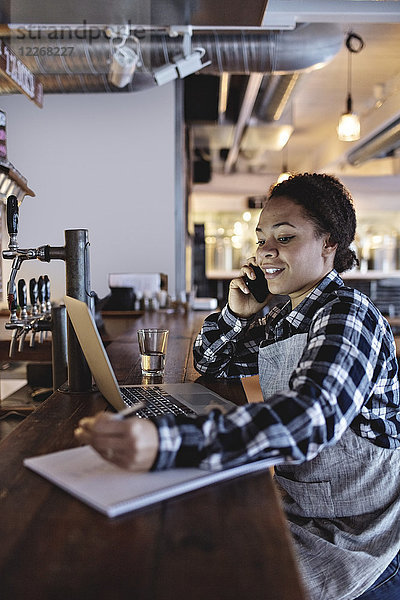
[64,296,236,418]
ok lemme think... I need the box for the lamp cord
[345,32,365,108]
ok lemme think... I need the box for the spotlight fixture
[174,48,210,78]
[337,32,364,142]
[153,63,178,86]
[153,26,211,86]
[109,46,139,88]
[106,24,142,88]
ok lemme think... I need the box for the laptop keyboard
[120,385,196,418]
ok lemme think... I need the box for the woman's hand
[228,257,269,318]
[74,412,159,472]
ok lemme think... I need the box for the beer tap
[37,275,46,342]
[38,275,52,341]
[38,276,46,315]
[44,275,51,313]
[9,281,17,322]
[18,279,28,319]
[29,278,39,347]
[8,282,20,357]
[3,196,51,314]
[17,279,28,352]
[2,194,93,392]
[29,278,39,316]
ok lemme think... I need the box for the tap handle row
[29,276,50,313]
[7,195,18,236]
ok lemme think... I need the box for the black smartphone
[244,265,269,303]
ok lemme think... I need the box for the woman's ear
[322,236,338,257]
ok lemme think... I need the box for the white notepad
[24,446,272,518]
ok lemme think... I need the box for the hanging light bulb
[337,32,364,142]
[337,93,360,141]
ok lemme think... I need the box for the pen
[112,402,146,420]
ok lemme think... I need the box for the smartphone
[244,265,269,303]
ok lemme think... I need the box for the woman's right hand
[228,258,269,318]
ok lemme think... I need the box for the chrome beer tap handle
[37,276,46,342]
[18,279,28,319]
[38,276,46,314]
[44,275,51,314]
[16,279,29,352]
[6,194,18,252]
[29,278,39,316]
[8,282,17,323]
[29,278,39,347]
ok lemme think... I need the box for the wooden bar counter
[0,309,307,600]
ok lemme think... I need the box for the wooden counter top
[0,309,307,600]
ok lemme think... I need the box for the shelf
[0,159,35,202]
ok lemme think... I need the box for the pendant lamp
[337,32,364,142]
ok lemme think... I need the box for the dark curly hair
[268,173,359,273]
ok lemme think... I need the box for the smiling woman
[189,173,400,599]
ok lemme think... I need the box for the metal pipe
[51,304,68,391]
[64,229,93,392]
[12,23,343,76]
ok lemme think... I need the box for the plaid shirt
[152,271,400,471]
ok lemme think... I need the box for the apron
[258,334,400,600]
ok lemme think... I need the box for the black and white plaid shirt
[152,271,400,471]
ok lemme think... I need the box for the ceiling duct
[347,114,400,166]
[3,22,342,94]
[2,22,343,174]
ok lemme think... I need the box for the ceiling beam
[223,73,264,174]
[263,0,400,29]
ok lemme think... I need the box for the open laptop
[64,296,236,418]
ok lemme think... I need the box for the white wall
[0,84,176,305]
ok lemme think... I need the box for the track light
[106,24,142,88]
[153,63,178,86]
[108,46,138,88]
[153,26,210,86]
[175,48,210,78]
[153,49,210,86]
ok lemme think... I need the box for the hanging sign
[0,41,43,108]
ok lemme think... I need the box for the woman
[76,173,400,600]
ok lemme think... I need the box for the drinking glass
[137,329,169,376]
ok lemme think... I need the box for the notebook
[24,445,271,518]
[64,295,236,416]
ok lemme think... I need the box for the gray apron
[258,334,400,600]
